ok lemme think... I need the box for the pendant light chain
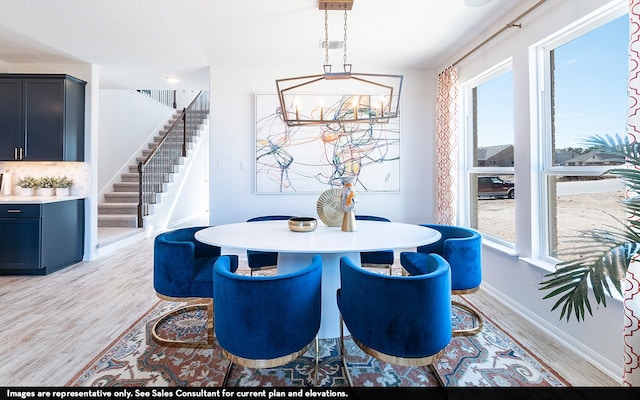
[324,7,330,67]
[343,8,348,69]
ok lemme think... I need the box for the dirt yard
[477,187,626,256]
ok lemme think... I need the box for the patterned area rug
[68,297,568,387]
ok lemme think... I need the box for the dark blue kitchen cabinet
[0,199,84,275]
[0,74,86,161]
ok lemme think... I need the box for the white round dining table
[195,220,441,339]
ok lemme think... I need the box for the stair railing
[136,89,177,108]
[137,91,209,227]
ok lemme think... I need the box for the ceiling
[0,0,527,90]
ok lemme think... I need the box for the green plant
[540,134,640,322]
[16,176,37,188]
[36,176,56,189]
[54,176,74,188]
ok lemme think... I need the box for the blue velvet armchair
[213,254,322,386]
[153,226,238,347]
[401,224,483,336]
[356,215,395,274]
[245,215,292,275]
[337,255,452,386]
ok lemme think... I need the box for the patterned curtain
[624,0,640,386]
[435,66,459,225]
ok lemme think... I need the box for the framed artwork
[255,94,400,193]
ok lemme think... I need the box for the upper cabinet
[0,74,86,162]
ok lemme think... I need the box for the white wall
[98,90,175,197]
[208,66,436,226]
[449,0,625,380]
[175,90,201,110]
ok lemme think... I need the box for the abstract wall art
[255,94,400,193]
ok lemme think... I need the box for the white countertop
[0,195,87,204]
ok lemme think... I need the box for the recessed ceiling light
[165,76,179,84]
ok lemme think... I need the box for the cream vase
[55,187,70,197]
[37,187,55,197]
[16,186,34,196]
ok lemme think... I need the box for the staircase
[97,108,209,229]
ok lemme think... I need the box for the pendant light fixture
[275,0,403,127]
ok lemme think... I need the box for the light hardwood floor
[0,234,619,386]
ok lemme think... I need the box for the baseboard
[480,282,622,383]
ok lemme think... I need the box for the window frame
[530,2,627,263]
[460,58,515,249]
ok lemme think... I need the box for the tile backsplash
[0,161,89,196]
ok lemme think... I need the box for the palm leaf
[539,134,640,322]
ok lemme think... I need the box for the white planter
[55,187,70,197]
[16,186,34,196]
[37,187,55,197]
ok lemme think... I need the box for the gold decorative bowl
[288,217,318,232]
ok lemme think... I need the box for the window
[463,61,516,245]
[536,12,628,261]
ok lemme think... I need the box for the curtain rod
[451,0,547,68]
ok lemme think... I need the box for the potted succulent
[36,176,56,197]
[15,176,37,196]
[54,176,73,197]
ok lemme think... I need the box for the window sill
[520,256,625,303]
[482,237,519,258]
[519,257,557,274]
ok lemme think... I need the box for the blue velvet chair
[401,224,483,336]
[246,215,292,275]
[214,254,322,386]
[356,215,395,275]
[153,226,238,347]
[337,255,452,386]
